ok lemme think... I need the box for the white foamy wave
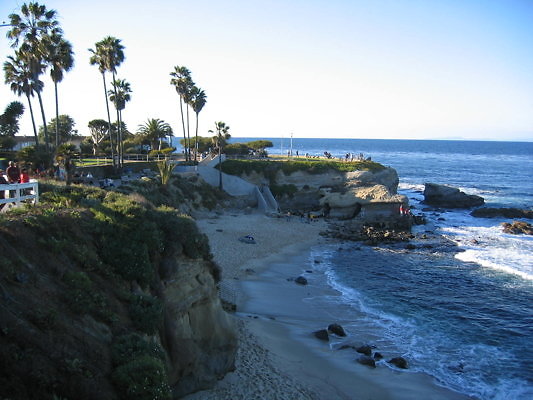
[398,182,425,192]
[440,222,533,281]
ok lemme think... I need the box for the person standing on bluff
[6,161,20,199]
[6,161,20,183]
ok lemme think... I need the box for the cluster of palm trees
[170,66,206,162]
[3,3,218,172]
[89,36,132,168]
[3,2,74,155]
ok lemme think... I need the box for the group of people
[0,161,31,210]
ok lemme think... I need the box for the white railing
[0,180,39,211]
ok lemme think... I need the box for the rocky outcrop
[319,184,406,220]
[501,221,533,235]
[423,183,484,208]
[237,165,404,219]
[472,208,533,219]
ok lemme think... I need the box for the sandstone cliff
[223,160,404,218]
[0,180,236,400]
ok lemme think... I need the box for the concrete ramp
[195,159,279,213]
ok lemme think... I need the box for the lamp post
[290,132,293,159]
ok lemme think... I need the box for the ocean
[235,138,533,400]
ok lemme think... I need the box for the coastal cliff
[220,159,405,218]
[0,179,236,400]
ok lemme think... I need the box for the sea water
[237,138,533,399]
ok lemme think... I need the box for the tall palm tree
[89,36,125,166]
[108,78,131,167]
[7,2,63,151]
[47,33,74,148]
[89,43,114,163]
[170,65,193,161]
[190,86,207,161]
[137,118,173,151]
[3,54,39,144]
[213,121,230,190]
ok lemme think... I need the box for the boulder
[294,276,308,285]
[356,345,372,356]
[327,323,347,337]
[357,356,376,368]
[313,329,329,341]
[423,183,484,209]
[471,208,533,219]
[501,221,533,235]
[388,357,408,369]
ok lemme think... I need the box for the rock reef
[423,183,484,209]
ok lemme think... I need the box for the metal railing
[0,180,39,211]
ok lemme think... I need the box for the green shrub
[112,355,171,400]
[63,271,110,319]
[129,294,163,335]
[111,333,166,367]
[63,271,96,314]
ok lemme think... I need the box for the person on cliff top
[6,161,20,183]
[6,161,20,198]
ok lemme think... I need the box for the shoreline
[186,210,474,399]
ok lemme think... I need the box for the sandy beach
[184,211,473,400]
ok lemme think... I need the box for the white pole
[290,132,293,158]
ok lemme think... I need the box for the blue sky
[1,0,532,140]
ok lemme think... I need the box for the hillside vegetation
[0,177,232,400]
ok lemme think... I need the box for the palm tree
[89,36,125,166]
[137,118,173,152]
[108,78,131,167]
[170,65,193,161]
[7,2,63,151]
[47,33,74,148]
[3,54,39,144]
[190,86,207,161]
[213,121,230,190]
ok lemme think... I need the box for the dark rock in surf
[295,276,308,285]
[388,357,409,369]
[313,329,329,341]
[501,221,533,235]
[356,345,372,356]
[373,352,383,360]
[471,207,533,219]
[423,183,484,209]
[327,323,347,337]
[357,356,376,368]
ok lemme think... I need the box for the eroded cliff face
[159,253,236,398]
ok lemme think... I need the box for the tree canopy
[38,114,78,145]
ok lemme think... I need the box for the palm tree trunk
[194,112,199,162]
[102,72,115,164]
[26,94,39,146]
[36,91,49,151]
[186,104,191,161]
[179,97,188,161]
[119,110,124,167]
[54,81,59,148]
[112,72,121,169]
